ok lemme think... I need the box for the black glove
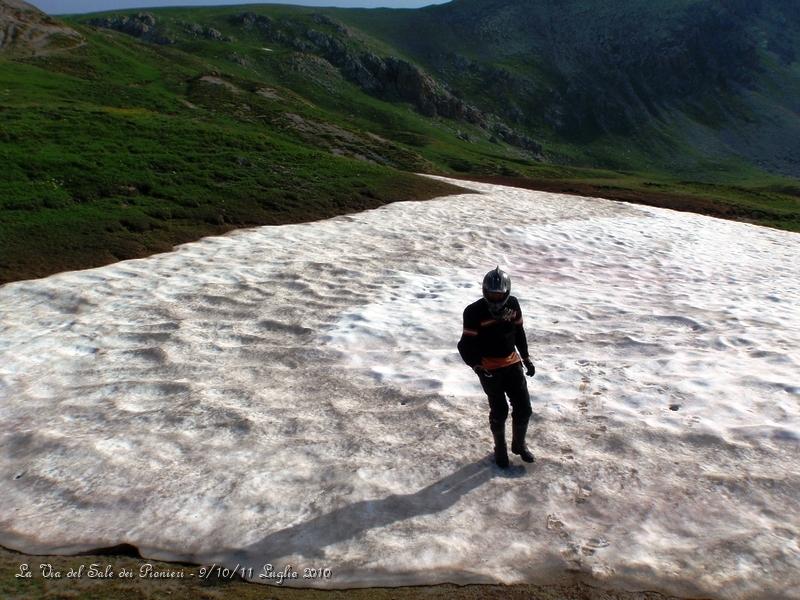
[523,358,536,377]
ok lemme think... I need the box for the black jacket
[457,296,530,369]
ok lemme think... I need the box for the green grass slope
[0,6,474,283]
[1,1,798,282]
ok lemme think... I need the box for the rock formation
[0,0,83,55]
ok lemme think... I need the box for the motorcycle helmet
[482,266,511,315]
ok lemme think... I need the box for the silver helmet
[482,266,511,314]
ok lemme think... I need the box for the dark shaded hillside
[332,0,800,177]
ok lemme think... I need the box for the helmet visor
[484,291,507,303]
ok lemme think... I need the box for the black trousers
[477,362,532,433]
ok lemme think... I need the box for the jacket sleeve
[513,300,530,360]
[457,306,481,367]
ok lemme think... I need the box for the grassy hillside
[1,0,798,283]
[0,5,471,283]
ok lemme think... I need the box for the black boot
[491,425,509,468]
[511,418,535,463]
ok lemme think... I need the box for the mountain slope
[330,0,800,177]
[1,0,799,283]
[67,0,800,179]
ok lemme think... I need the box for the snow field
[0,176,798,599]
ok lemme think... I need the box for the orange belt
[481,352,521,370]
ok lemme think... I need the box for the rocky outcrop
[347,52,486,124]
[299,29,542,152]
[283,52,343,94]
[88,13,233,44]
[488,122,542,153]
[230,12,271,29]
[294,27,487,125]
[310,13,350,37]
[230,11,542,155]
[86,12,174,45]
[0,0,83,55]
[181,21,231,42]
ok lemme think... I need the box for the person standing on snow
[458,267,536,468]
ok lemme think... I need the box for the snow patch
[0,176,798,598]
